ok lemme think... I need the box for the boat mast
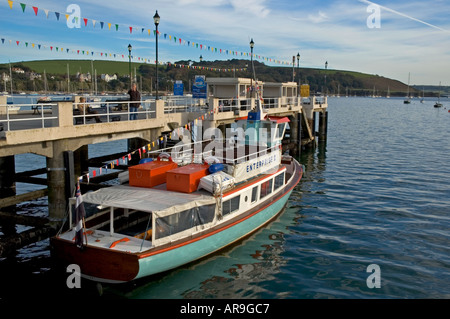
[67,64,70,94]
[9,61,13,95]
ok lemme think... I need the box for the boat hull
[136,188,293,280]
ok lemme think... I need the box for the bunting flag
[1,34,251,71]
[5,1,291,65]
[74,181,86,248]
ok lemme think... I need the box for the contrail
[359,0,449,32]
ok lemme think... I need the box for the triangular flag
[108,22,111,30]
[8,0,13,9]
[129,26,133,33]
[20,2,26,12]
[55,12,60,20]
[44,9,49,18]
[115,24,119,31]
[32,6,38,15]
[65,14,69,21]
[92,19,96,27]
[100,21,104,29]
[83,18,88,26]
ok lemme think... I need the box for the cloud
[229,0,270,18]
[308,11,329,23]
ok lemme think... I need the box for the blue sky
[0,0,449,85]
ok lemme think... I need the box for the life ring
[157,152,173,162]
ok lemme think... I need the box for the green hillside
[0,59,426,96]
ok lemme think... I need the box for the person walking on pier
[128,83,141,120]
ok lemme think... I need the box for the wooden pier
[0,78,328,256]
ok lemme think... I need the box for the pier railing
[0,103,59,131]
[0,95,327,132]
[163,96,209,113]
[73,100,156,124]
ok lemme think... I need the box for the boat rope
[56,185,76,236]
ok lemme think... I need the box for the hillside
[0,59,433,97]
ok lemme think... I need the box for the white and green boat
[51,102,303,284]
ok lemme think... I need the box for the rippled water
[1,97,449,299]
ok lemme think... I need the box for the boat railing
[143,138,280,167]
[216,144,281,165]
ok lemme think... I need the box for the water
[1,97,449,300]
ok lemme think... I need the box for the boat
[434,82,443,108]
[50,98,304,284]
[404,73,411,104]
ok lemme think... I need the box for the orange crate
[166,164,210,193]
[128,159,178,188]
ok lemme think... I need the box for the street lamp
[250,38,254,96]
[292,56,295,82]
[297,52,300,96]
[128,44,132,88]
[199,55,203,62]
[153,10,160,100]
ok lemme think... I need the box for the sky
[0,0,449,85]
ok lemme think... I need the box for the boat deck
[58,229,152,253]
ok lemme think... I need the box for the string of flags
[76,109,217,184]
[0,36,248,72]
[5,0,293,66]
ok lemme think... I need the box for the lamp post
[324,61,328,96]
[297,52,300,96]
[292,56,295,82]
[250,38,254,97]
[128,44,132,88]
[199,55,203,63]
[153,10,160,100]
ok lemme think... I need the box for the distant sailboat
[387,86,390,99]
[404,73,411,104]
[434,82,443,108]
[420,87,424,103]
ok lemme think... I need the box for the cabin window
[276,123,286,139]
[155,204,215,239]
[260,179,273,199]
[223,195,240,216]
[251,186,258,203]
[274,172,285,190]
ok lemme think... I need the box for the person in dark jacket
[128,83,140,120]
